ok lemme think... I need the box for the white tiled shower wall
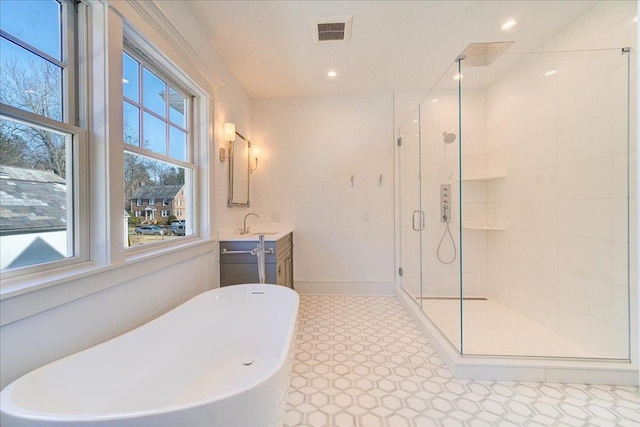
[421,88,489,300]
[482,1,638,360]
[395,1,638,361]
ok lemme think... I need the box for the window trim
[0,106,88,280]
[0,0,87,281]
[122,42,199,254]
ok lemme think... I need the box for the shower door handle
[412,210,425,231]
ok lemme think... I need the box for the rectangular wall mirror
[228,132,250,207]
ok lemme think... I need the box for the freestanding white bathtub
[0,284,299,427]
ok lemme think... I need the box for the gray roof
[0,166,68,233]
[131,185,183,200]
[0,165,65,184]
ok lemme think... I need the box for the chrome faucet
[251,234,266,284]
[241,212,259,235]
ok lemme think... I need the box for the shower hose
[437,222,457,264]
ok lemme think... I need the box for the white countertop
[218,223,294,241]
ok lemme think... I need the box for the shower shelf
[463,225,506,231]
[461,174,505,182]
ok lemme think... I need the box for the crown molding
[124,0,224,93]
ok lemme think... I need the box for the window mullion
[123,96,142,109]
[124,145,194,170]
[0,30,67,69]
[0,103,84,136]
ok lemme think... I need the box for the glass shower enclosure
[397,46,633,360]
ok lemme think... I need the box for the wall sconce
[250,144,261,173]
[220,122,236,162]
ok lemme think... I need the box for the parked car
[135,226,164,235]
[170,220,186,236]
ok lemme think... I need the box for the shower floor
[418,297,597,358]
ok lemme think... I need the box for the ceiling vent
[312,16,353,43]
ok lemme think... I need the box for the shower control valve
[441,184,451,224]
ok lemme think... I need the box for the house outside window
[162,198,169,206]
[136,198,142,206]
[130,184,184,224]
[0,0,87,274]
[148,198,155,205]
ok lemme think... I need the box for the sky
[0,0,61,61]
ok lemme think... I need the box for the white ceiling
[184,1,598,99]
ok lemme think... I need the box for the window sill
[0,238,217,326]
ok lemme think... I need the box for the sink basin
[218,223,293,241]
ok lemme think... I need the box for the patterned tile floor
[284,295,640,427]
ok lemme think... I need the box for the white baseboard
[294,281,395,296]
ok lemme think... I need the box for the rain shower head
[443,132,456,144]
[457,42,514,66]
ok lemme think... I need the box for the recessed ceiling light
[633,16,638,23]
[544,70,557,77]
[327,70,337,78]
[453,73,463,80]
[501,19,517,30]
[431,98,439,103]
[412,119,418,123]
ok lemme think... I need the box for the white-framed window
[161,210,169,217]
[176,209,182,217]
[135,211,143,217]
[176,198,182,206]
[0,0,87,275]
[136,198,142,206]
[122,47,193,247]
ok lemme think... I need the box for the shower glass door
[398,108,423,306]
[418,61,463,352]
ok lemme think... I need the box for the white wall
[251,93,396,294]
[483,1,637,360]
[0,1,253,389]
